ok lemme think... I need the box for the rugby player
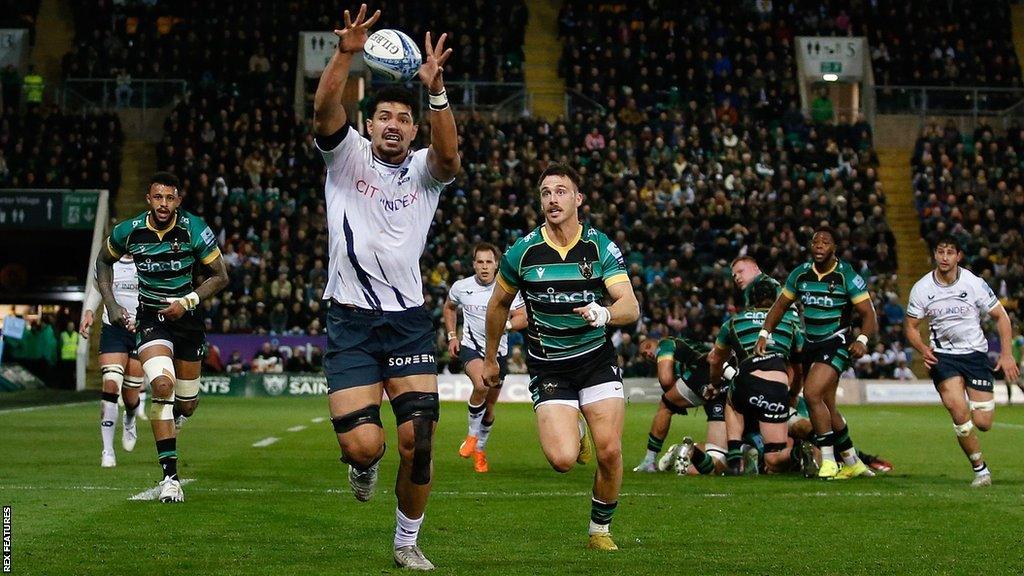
[483,163,638,551]
[905,235,1019,487]
[81,255,144,467]
[97,171,228,502]
[756,226,878,479]
[312,4,460,569]
[444,242,527,472]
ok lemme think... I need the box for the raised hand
[333,4,382,55]
[418,31,453,93]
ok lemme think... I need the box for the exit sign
[820,61,842,74]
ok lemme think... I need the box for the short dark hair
[367,86,417,122]
[750,277,779,308]
[813,225,837,243]
[149,171,179,191]
[473,242,500,260]
[538,162,582,192]
[933,234,962,253]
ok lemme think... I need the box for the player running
[444,242,527,473]
[755,226,878,479]
[483,163,639,552]
[710,277,806,474]
[633,336,733,476]
[81,254,144,468]
[97,171,228,502]
[904,235,1020,487]
[313,4,459,570]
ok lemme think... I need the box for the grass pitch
[2,396,1023,575]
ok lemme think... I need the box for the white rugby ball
[363,29,422,82]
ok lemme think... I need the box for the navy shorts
[458,345,508,381]
[99,322,137,357]
[325,303,437,392]
[930,351,993,392]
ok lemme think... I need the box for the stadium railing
[564,89,606,117]
[404,81,529,120]
[59,79,188,117]
[874,85,1024,129]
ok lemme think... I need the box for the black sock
[590,498,617,528]
[834,425,854,453]
[727,440,743,469]
[173,405,182,419]
[156,438,178,480]
[646,433,665,453]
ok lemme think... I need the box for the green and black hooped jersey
[782,259,869,342]
[656,337,711,384]
[715,307,804,365]
[107,210,220,311]
[498,222,629,370]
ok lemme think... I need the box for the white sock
[578,416,586,441]
[840,448,858,466]
[588,520,609,535]
[394,508,423,548]
[643,449,658,464]
[100,400,118,452]
[821,445,836,462]
[467,402,485,437]
[477,421,493,451]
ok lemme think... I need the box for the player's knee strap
[968,399,995,412]
[148,396,175,421]
[764,442,788,454]
[143,356,176,387]
[391,392,439,485]
[954,419,974,437]
[332,405,383,433]
[661,393,689,415]
[101,364,124,388]
[122,374,143,389]
[175,378,200,401]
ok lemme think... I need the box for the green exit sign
[821,61,842,74]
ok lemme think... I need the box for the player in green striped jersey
[710,277,805,474]
[483,163,639,552]
[755,226,878,480]
[97,172,228,502]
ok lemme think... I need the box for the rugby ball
[363,29,422,82]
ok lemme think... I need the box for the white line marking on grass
[994,422,1024,429]
[128,479,195,501]
[252,437,280,447]
[0,401,93,415]
[311,417,326,423]
[287,425,307,432]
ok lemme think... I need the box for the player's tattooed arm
[314,4,381,136]
[195,253,229,301]
[95,240,132,331]
[421,31,460,182]
[754,292,794,356]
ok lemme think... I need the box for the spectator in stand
[251,342,282,373]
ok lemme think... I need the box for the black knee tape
[331,405,383,434]
[101,392,119,403]
[764,442,788,454]
[390,392,440,425]
[661,393,689,415]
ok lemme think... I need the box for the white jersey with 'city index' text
[906,267,999,355]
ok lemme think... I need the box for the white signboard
[300,31,365,77]
[796,36,866,81]
[0,29,29,71]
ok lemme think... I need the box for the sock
[123,397,139,426]
[137,391,148,417]
[100,393,119,452]
[813,431,836,462]
[477,419,494,451]
[727,440,743,469]
[394,508,423,548]
[690,447,717,475]
[467,402,485,437]
[743,432,765,458]
[969,452,988,476]
[834,425,858,465]
[589,498,617,535]
[173,405,183,420]
[156,437,178,480]
[644,433,665,464]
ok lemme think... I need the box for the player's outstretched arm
[313,4,381,137]
[989,304,1021,382]
[159,254,229,321]
[482,285,516,387]
[754,292,794,355]
[419,32,460,182]
[903,315,937,368]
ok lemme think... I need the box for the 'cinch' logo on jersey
[801,293,835,308]
[535,287,599,304]
[137,258,186,273]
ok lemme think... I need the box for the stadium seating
[911,121,1024,334]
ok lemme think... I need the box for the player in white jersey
[80,255,145,467]
[312,4,460,570]
[443,242,527,472]
[905,235,1020,487]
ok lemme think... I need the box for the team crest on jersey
[828,279,836,293]
[171,240,181,252]
[578,258,593,279]
[397,167,411,186]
